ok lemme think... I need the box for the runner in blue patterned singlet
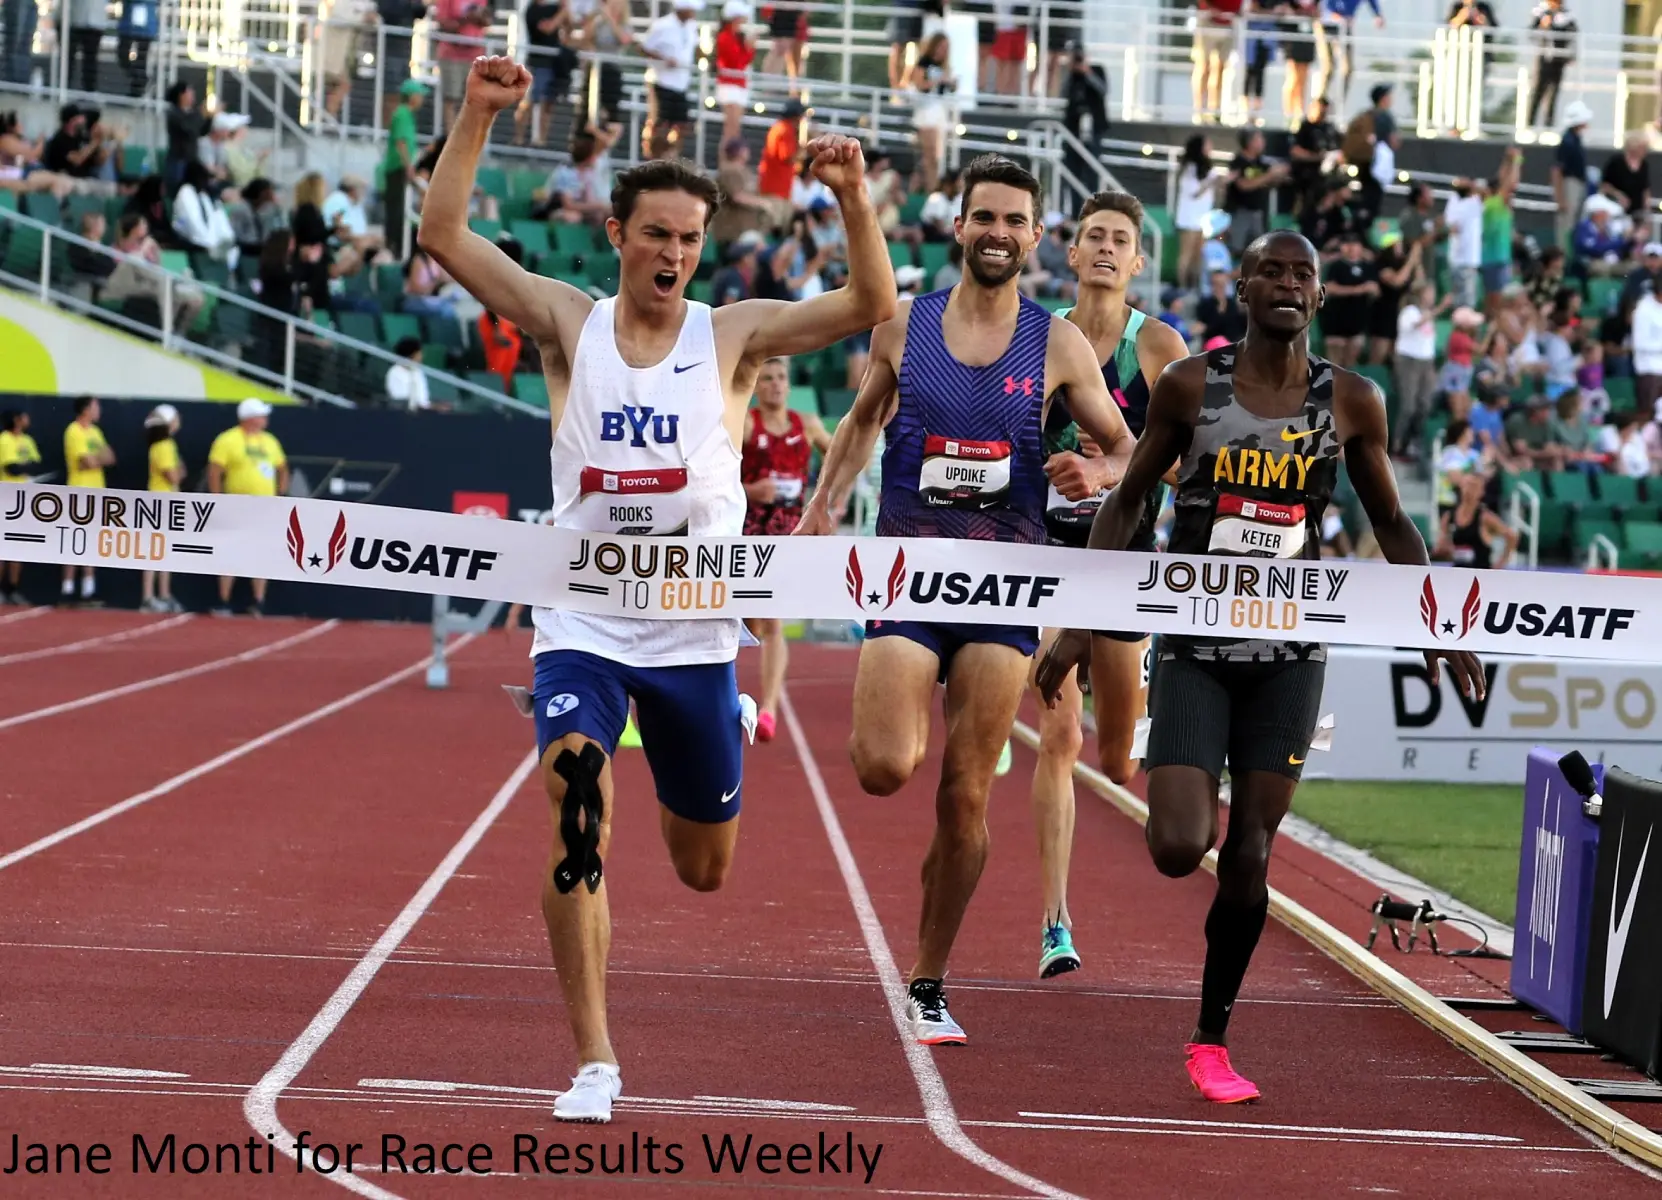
[799,155,1134,1046]
[1037,230,1484,1104]
[1027,192,1189,982]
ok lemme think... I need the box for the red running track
[0,628,1656,1199]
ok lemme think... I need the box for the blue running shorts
[531,649,744,824]
[863,620,1040,683]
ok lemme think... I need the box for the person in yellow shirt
[0,409,42,605]
[141,404,185,613]
[62,395,114,606]
[207,399,289,616]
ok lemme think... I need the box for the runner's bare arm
[1337,369,1486,699]
[416,57,590,352]
[1136,319,1190,486]
[804,412,835,454]
[1044,316,1134,497]
[796,311,906,534]
[1084,355,1203,552]
[716,136,898,367]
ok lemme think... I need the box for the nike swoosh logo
[1604,819,1653,1018]
[1288,754,1305,765]
[673,362,703,374]
[1281,428,1318,442]
[720,786,738,805]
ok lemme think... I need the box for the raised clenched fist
[465,55,531,114]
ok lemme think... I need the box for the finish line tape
[4,482,1657,663]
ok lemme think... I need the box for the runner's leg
[1091,633,1152,785]
[1029,628,1083,976]
[746,616,788,739]
[849,630,940,796]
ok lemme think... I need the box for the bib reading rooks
[576,466,691,535]
[1208,492,1307,558]
[919,435,1012,509]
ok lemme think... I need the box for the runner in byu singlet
[800,154,1134,1046]
[1027,191,1188,981]
[1038,231,1484,1102]
[740,355,832,741]
[417,56,897,1123]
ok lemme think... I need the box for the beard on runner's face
[965,233,1026,286]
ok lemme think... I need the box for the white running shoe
[907,978,967,1046]
[552,1062,622,1123]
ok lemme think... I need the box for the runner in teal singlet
[1027,192,1189,979]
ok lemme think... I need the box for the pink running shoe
[1184,1043,1261,1103]
[756,712,777,742]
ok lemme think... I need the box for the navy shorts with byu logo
[531,649,744,824]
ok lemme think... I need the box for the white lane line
[13,1063,190,1079]
[781,692,1081,1200]
[0,620,338,733]
[242,748,540,1200]
[0,606,49,626]
[0,612,192,665]
[0,634,469,873]
[358,1077,857,1112]
[1015,1111,1523,1143]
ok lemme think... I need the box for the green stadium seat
[887,241,914,270]
[1535,500,1570,560]
[468,217,503,242]
[1620,520,1662,569]
[513,372,550,408]
[1605,375,1637,412]
[381,313,422,347]
[476,166,508,199]
[467,369,506,394]
[508,170,545,203]
[1598,473,1641,509]
[375,262,405,309]
[510,219,552,258]
[1547,470,1593,506]
[553,223,595,255]
[898,192,926,225]
[1355,362,1394,401]
[1572,516,1623,560]
[918,241,951,278]
[1587,276,1623,317]
[336,311,379,345]
[120,145,152,177]
[787,385,819,416]
[820,387,856,422]
[311,310,335,331]
[1499,468,1544,506]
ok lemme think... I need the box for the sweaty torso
[1161,344,1342,664]
[877,288,1051,543]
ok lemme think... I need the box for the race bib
[919,435,1012,509]
[1045,481,1106,528]
[1208,492,1307,558]
[577,466,691,535]
[770,472,804,504]
[1452,543,1477,565]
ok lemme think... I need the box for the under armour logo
[1004,376,1035,397]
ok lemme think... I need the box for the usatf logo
[847,547,906,611]
[1420,574,1481,639]
[287,508,348,574]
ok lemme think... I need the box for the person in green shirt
[1480,146,1522,309]
[383,77,428,258]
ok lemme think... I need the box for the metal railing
[1508,478,1543,570]
[0,204,541,416]
[1588,530,1619,572]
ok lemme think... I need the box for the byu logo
[546,693,580,717]
[599,405,680,448]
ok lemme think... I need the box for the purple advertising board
[1511,747,1603,1035]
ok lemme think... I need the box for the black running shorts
[1144,656,1326,781]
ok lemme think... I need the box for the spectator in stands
[1160,288,1194,345]
[640,0,700,159]
[989,0,1029,96]
[319,0,375,119]
[0,408,38,602]
[1526,0,1576,129]
[1224,129,1285,259]
[1393,282,1444,456]
[227,178,288,261]
[1025,220,1077,302]
[1605,410,1652,477]
[163,81,205,194]
[1174,134,1221,290]
[376,0,426,128]
[1445,0,1496,103]
[67,211,114,283]
[932,241,962,291]
[403,247,457,321]
[917,168,961,243]
[61,396,111,606]
[710,230,765,306]
[539,120,618,225]
[1528,245,1567,310]
[1600,132,1652,223]
[908,33,957,194]
[172,161,240,269]
[292,171,330,248]
[1506,396,1565,471]
[1368,230,1420,363]
[208,399,288,616]
[1622,241,1662,313]
[762,0,806,93]
[432,0,489,130]
[323,174,383,257]
[44,103,102,177]
[253,229,299,370]
[66,0,107,93]
[1633,274,1662,413]
[805,195,846,265]
[1434,419,1486,515]
[1440,312,1483,420]
[1480,149,1523,310]
[382,78,426,259]
[1435,470,1517,568]
[758,99,805,204]
[714,1,755,147]
[199,111,251,186]
[1192,0,1242,123]
[1553,101,1592,249]
[1060,41,1109,145]
[1301,174,1357,256]
[1550,387,1599,467]
[115,0,159,96]
[1195,269,1247,345]
[886,0,925,92]
[102,213,206,332]
[1319,230,1376,367]
[515,0,572,148]
[140,404,184,613]
[385,337,434,410]
[1287,95,1339,219]
[1444,177,1485,307]
[580,0,631,124]
[1573,199,1632,278]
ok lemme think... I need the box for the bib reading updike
[920,435,1013,508]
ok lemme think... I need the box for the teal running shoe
[994,739,1013,776]
[1039,922,1081,979]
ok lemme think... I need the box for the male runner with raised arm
[798,154,1134,1045]
[1037,230,1483,1100]
[1029,191,1188,980]
[418,55,896,1122]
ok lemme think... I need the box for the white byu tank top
[531,298,746,667]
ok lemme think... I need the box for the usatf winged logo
[1419,574,1481,640]
[846,547,907,611]
[287,508,349,574]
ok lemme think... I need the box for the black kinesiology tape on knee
[552,743,607,895]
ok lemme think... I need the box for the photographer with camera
[1061,41,1108,146]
